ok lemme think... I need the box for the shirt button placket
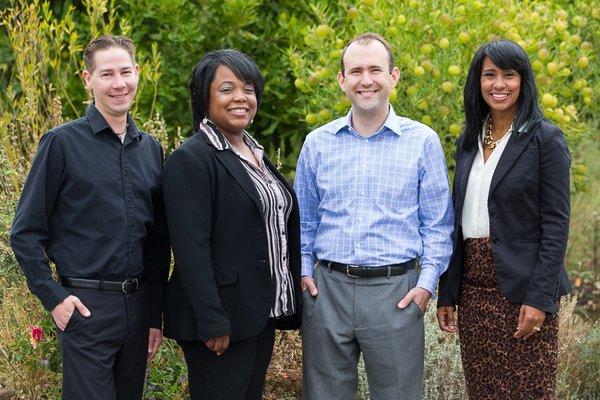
[123,144,136,271]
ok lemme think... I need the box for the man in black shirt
[10,35,170,400]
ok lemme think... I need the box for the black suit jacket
[438,119,572,314]
[163,131,301,342]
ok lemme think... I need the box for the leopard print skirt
[458,238,559,400]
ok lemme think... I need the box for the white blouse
[461,127,513,239]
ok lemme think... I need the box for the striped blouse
[200,121,296,318]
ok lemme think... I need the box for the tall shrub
[286,0,599,187]
[0,0,164,195]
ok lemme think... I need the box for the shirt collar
[199,119,263,152]
[333,105,403,137]
[481,112,540,135]
[515,119,539,134]
[85,103,142,141]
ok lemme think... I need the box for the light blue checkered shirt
[293,106,454,294]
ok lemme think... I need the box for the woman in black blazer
[162,50,301,400]
[437,40,571,399]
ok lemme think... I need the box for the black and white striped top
[200,121,296,318]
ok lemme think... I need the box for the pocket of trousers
[64,309,82,332]
[301,288,318,318]
[407,270,424,318]
[409,301,425,318]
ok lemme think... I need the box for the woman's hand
[437,306,459,333]
[514,305,546,340]
[204,335,231,355]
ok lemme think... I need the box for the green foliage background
[0,0,599,399]
[2,0,597,177]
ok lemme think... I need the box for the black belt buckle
[121,278,139,293]
[346,264,361,278]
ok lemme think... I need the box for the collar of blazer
[197,121,292,216]
[456,119,540,209]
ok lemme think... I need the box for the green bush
[0,0,163,194]
[2,0,598,180]
[0,276,62,399]
[144,339,189,400]
[566,130,600,308]
[286,0,599,186]
[0,1,599,398]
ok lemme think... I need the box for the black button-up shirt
[10,104,170,327]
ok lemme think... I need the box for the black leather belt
[319,259,416,278]
[60,276,142,293]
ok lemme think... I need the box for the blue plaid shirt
[294,107,454,294]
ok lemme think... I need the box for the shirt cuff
[416,266,439,298]
[301,254,315,277]
[37,279,71,312]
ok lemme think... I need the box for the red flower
[29,325,44,348]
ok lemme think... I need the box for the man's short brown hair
[83,35,136,72]
[340,32,395,76]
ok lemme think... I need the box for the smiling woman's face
[208,65,257,137]
[480,56,521,118]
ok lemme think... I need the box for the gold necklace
[483,116,511,150]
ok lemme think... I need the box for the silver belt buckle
[346,265,361,278]
[122,278,139,293]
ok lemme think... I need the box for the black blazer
[162,131,301,342]
[438,119,572,314]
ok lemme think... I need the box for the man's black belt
[319,259,416,278]
[60,276,142,293]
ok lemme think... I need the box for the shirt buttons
[360,191,366,196]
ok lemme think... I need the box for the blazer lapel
[489,132,535,195]
[198,123,264,214]
[216,150,262,213]
[211,142,263,215]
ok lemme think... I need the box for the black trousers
[57,285,151,400]
[179,319,276,400]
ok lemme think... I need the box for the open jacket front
[163,129,301,341]
[438,119,572,314]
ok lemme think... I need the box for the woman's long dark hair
[190,49,264,131]
[462,39,543,150]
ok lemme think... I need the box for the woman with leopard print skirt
[436,40,571,400]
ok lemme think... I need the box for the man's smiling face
[337,39,399,116]
[83,47,139,121]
